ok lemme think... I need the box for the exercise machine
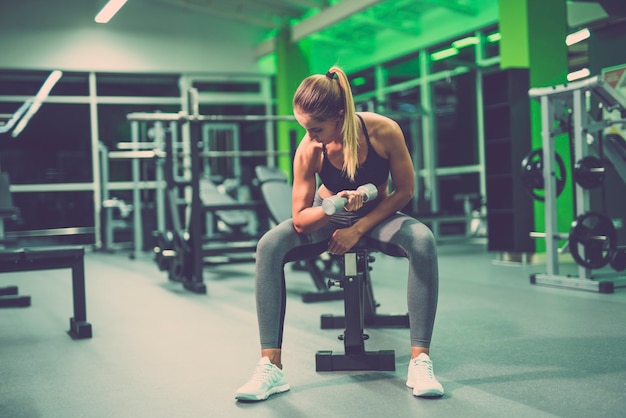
[528,75,626,293]
[130,88,295,293]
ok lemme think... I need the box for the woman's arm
[291,138,331,234]
[355,116,415,233]
[327,115,415,254]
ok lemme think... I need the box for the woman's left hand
[328,227,362,255]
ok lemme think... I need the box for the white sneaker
[235,357,290,401]
[406,353,444,398]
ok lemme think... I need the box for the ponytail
[293,66,360,181]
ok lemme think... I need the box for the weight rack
[127,89,296,294]
[528,75,626,293]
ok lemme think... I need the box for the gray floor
[1,242,625,418]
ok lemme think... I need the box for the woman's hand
[328,226,362,255]
[338,190,364,212]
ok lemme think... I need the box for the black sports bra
[318,114,390,194]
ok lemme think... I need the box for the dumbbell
[322,183,378,215]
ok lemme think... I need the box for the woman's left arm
[328,117,414,254]
[351,118,415,235]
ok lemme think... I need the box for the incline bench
[0,245,92,339]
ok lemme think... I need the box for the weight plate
[521,149,566,201]
[573,156,605,189]
[569,212,617,269]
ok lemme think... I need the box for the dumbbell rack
[528,75,626,293]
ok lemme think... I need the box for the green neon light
[431,47,459,61]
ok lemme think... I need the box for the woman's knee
[414,221,436,242]
[404,221,437,253]
[257,220,298,256]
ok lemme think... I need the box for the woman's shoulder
[296,136,323,154]
[357,112,402,140]
[294,137,324,171]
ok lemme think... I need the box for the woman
[235,66,443,401]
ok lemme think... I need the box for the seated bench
[316,239,410,372]
[0,245,92,339]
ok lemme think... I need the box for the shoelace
[248,363,275,383]
[411,358,434,379]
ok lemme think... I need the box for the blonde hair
[293,66,360,181]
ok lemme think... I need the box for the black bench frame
[315,242,409,372]
[0,246,92,339]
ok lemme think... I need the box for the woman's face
[294,108,343,145]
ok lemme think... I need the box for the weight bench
[199,178,251,235]
[0,246,92,339]
[316,238,409,372]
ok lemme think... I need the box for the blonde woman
[236,66,443,401]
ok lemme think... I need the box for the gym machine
[528,75,626,293]
[128,89,295,293]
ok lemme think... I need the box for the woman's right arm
[291,138,330,235]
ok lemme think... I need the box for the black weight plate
[569,212,617,269]
[573,156,605,189]
[521,149,566,201]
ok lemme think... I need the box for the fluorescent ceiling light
[566,28,590,46]
[486,32,501,43]
[567,68,590,82]
[11,70,63,137]
[95,0,128,24]
[452,36,478,49]
[431,47,459,61]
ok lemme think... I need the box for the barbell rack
[528,75,626,293]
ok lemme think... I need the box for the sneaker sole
[406,381,444,398]
[412,388,444,398]
[235,384,291,401]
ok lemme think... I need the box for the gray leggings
[255,200,439,350]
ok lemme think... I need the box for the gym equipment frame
[316,240,409,372]
[127,88,295,293]
[528,75,626,293]
[0,246,92,339]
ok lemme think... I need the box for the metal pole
[153,121,166,232]
[131,121,143,260]
[127,112,296,122]
[541,95,559,276]
[572,88,591,280]
[89,72,102,249]
[99,142,112,251]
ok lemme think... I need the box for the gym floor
[1,241,625,418]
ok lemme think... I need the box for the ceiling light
[486,33,501,43]
[95,0,128,24]
[567,68,590,82]
[452,37,478,49]
[566,28,590,46]
[431,47,459,62]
